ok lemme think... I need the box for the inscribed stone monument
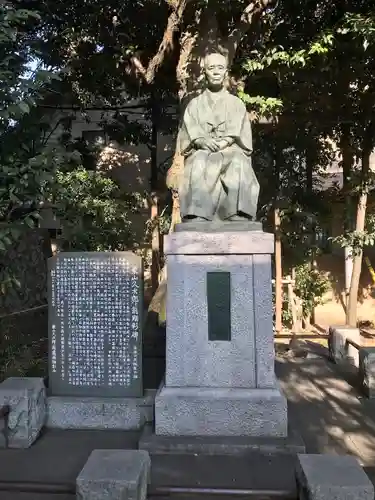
[48,252,143,398]
[178,52,260,223]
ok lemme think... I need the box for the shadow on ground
[276,342,375,466]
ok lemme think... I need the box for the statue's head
[203,52,228,90]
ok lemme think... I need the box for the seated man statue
[178,51,260,222]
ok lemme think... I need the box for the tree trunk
[150,101,161,294]
[346,142,372,326]
[340,127,355,308]
[150,194,161,294]
[346,193,367,327]
[306,152,316,327]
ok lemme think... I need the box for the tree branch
[176,29,198,97]
[164,0,178,7]
[227,0,275,62]
[132,0,192,84]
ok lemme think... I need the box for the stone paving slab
[0,429,139,486]
[0,495,292,500]
[276,354,375,465]
[0,494,74,500]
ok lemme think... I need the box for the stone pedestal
[154,228,287,438]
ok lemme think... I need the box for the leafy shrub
[294,263,329,319]
[51,167,142,251]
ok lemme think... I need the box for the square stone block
[76,450,151,500]
[155,384,287,437]
[0,377,46,448]
[297,454,374,500]
[359,347,375,398]
[328,326,360,367]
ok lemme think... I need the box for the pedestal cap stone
[165,230,274,255]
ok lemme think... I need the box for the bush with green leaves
[272,288,294,329]
[51,167,142,251]
[294,263,329,319]
[0,4,63,293]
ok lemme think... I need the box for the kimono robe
[178,89,260,221]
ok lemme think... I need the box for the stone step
[150,453,298,492]
[0,453,299,499]
[0,430,300,499]
[0,491,294,500]
[0,485,295,500]
[149,494,295,500]
[0,494,73,500]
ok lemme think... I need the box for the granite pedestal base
[46,390,155,430]
[156,229,288,439]
[154,383,287,437]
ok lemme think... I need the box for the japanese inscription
[48,252,143,397]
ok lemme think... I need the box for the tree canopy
[2,0,375,323]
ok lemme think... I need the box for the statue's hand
[215,139,231,150]
[205,139,221,152]
[194,138,220,152]
[194,138,207,150]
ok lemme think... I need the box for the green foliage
[51,167,141,251]
[238,92,283,117]
[145,205,172,238]
[332,216,375,256]
[294,264,329,319]
[272,288,293,329]
[0,4,63,294]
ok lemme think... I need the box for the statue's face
[204,53,228,88]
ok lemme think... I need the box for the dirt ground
[315,296,375,330]
[314,251,375,328]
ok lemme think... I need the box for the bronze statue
[178,52,260,223]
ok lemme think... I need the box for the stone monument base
[139,423,305,456]
[154,383,287,437]
[46,390,155,430]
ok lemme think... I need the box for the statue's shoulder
[183,93,202,115]
[225,91,247,110]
